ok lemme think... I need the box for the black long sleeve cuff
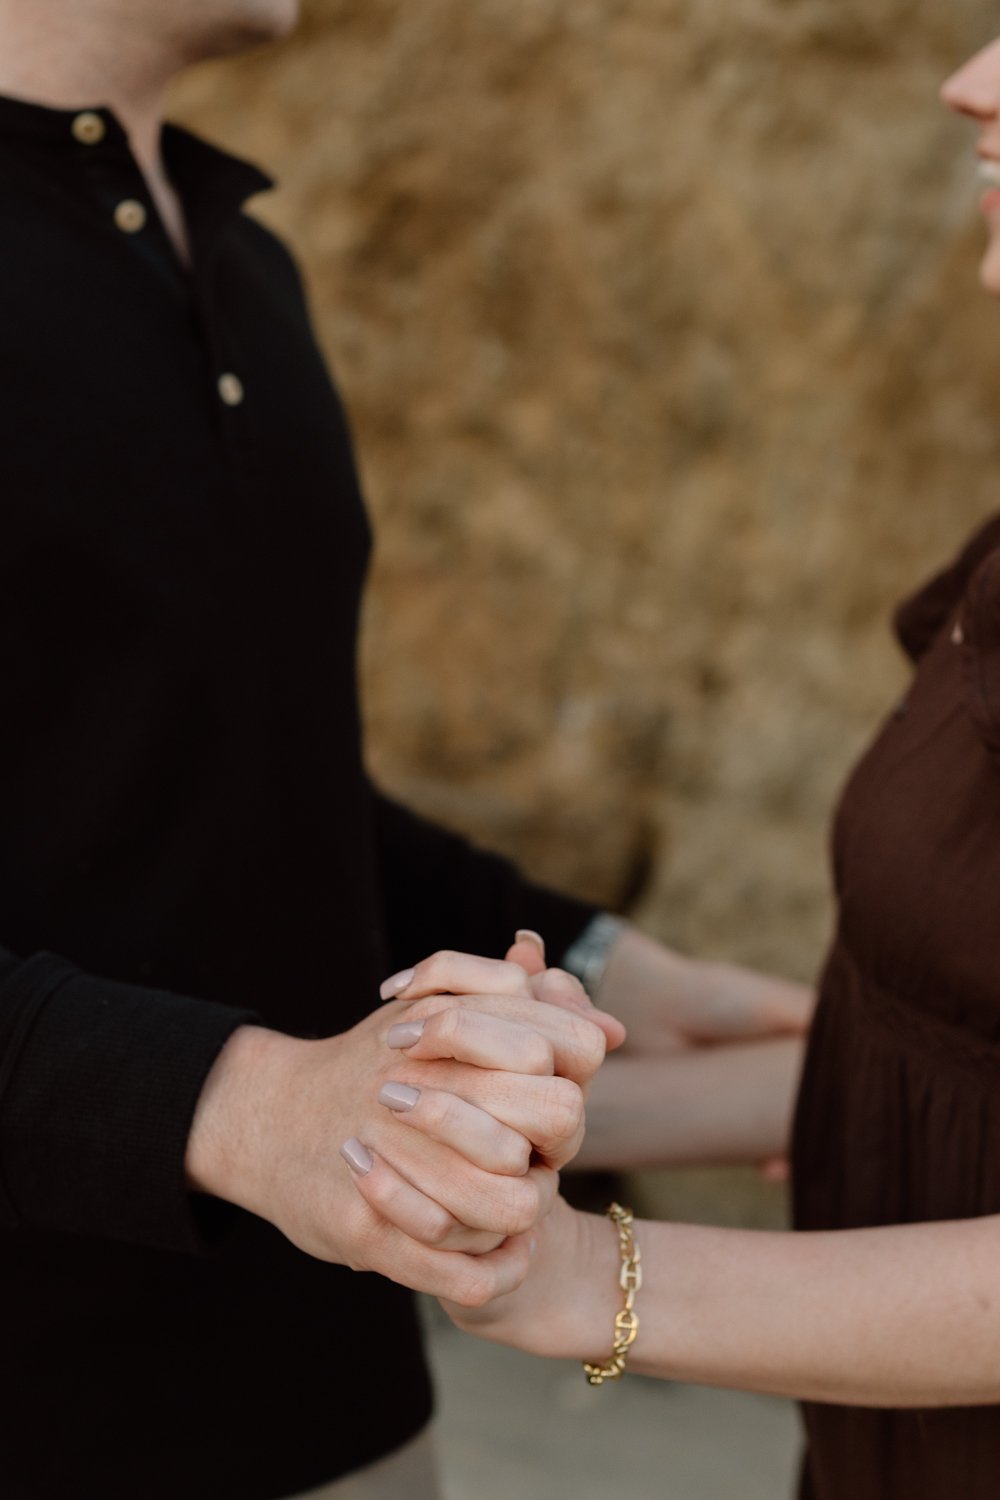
[0,953,255,1252]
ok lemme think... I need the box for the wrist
[594,925,697,1030]
[184,1023,311,1211]
[563,914,628,998]
[543,1205,626,1363]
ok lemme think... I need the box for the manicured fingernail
[379,1081,421,1112]
[379,967,415,1001]
[516,929,545,954]
[340,1137,373,1175]
[387,1019,425,1049]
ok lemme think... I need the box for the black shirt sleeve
[372,790,599,974]
[0,949,254,1252]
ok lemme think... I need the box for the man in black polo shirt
[0,0,616,1492]
[0,1,812,1495]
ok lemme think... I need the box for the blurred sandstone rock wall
[174,0,1000,984]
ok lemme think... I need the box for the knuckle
[454,1264,496,1309]
[582,1022,607,1068]
[544,966,583,999]
[438,1091,466,1135]
[545,1078,585,1141]
[434,1006,465,1047]
[422,1205,456,1247]
[411,951,455,991]
[524,1031,554,1074]
[464,1231,506,1256]
[407,957,433,990]
[364,1169,454,1247]
[421,1089,452,1131]
[498,1176,540,1236]
[359,1169,392,1219]
[564,1007,604,1054]
[502,1131,532,1175]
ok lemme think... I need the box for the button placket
[66,112,154,246]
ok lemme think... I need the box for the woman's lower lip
[981,187,1000,216]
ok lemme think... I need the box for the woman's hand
[449,1202,1000,1408]
[593,926,814,1055]
[592,931,812,1177]
[504,924,810,1179]
[440,1196,619,1360]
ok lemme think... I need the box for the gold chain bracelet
[583,1202,642,1386]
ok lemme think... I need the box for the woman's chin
[979,241,1000,296]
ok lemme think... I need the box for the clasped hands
[337,935,624,1304]
[185,933,622,1307]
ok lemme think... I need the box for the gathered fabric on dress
[793,512,1000,1499]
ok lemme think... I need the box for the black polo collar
[0,91,273,222]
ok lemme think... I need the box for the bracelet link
[583,1202,642,1387]
[620,1256,643,1295]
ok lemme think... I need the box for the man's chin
[189,2,300,61]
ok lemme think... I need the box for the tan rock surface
[173,0,1000,988]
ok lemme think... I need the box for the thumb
[505,932,627,1052]
[506,929,547,976]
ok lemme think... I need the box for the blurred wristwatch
[561,912,627,997]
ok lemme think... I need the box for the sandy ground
[423,1301,801,1500]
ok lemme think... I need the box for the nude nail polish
[340,1138,373,1175]
[515,929,545,954]
[387,1020,425,1049]
[378,1082,420,1112]
[379,967,415,1001]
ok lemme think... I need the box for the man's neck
[0,3,177,182]
[0,3,195,261]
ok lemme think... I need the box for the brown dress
[792,513,1000,1497]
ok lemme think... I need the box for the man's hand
[184,951,612,1304]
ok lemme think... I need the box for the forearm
[573,1036,804,1170]
[372,792,598,971]
[564,1209,1000,1407]
[593,924,814,1050]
